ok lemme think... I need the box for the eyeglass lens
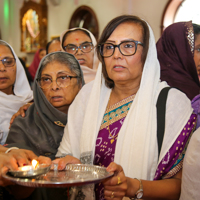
[39,75,75,89]
[64,43,93,54]
[0,58,15,67]
[101,41,140,57]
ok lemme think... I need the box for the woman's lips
[113,65,125,71]
[77,59,85,65]
[51,96,63,102]
[0,77,8,81]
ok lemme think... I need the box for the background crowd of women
[0,14,200,200]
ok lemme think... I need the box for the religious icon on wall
[22,9,40,52]
[20,0,47,53]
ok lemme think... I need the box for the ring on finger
[111,191,114,198]
[117,176,122,185]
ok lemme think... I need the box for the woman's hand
[0,153,21,187]
[52,155,81,170]
[37,156,52,166]
[9,103,33,127]
[6,149,38,166]
[103,162,128,200]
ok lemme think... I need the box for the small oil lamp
[9,159,50,178]
[18,159,39,172]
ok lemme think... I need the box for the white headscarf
[0,40,33,144]
[60,28,100,84]
[57,21,192,199]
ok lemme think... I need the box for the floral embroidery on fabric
[185,21,194,55]
[100,94,135,130]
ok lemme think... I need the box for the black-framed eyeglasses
[37,75,79,90]
[63,42,94,55]
[0,58,16,67]
[98,40,144,57]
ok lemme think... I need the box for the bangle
[5,147,19,154]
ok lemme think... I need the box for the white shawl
[57,22,192,199]
[0,40,33,144]
[60,28,100,84]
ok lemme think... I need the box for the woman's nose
[76,47,83,55]
[51,80,59,90]
[0,61,6,71]
[113,46,123,59]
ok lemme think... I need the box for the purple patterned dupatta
[94,94,135,200]
[154,113,196,180]
[93,95,196,199]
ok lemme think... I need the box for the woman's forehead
[64,30,92,44]
[107,22,143,43]
[0,45,14,57]
[41,61,73,74]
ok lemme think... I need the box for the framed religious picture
[20,0,47,53]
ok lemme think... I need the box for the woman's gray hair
[0,41,15,57]
[38,52,83,85]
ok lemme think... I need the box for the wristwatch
[134,178,143,199]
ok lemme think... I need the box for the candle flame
[31,159,39,169]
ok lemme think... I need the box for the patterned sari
[94,95,196,200]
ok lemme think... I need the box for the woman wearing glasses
[55,15,196,200]
[4,51,83,199]
[6,51,83,161]
[0,40,33,145]
[60,28,101,83]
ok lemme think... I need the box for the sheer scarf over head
[0,40,33,144]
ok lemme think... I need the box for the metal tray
[3,164,114,188]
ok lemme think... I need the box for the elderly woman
[55,15,196,200]
[0,40,33,145]
[4,51,83,200]
[9,28,99,122]
[60,28,101,83]
[6,51,84,160]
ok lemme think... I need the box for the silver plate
[3,164,114,188]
